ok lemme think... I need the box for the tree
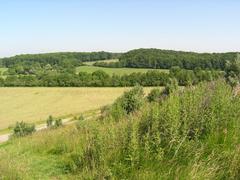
[119,48,235,70]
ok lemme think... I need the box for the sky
[0,0,240,57]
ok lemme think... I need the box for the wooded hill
[0,52,121,68]
[118,49,237,70]
[0,49,238,71]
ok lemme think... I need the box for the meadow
[76,66,169,75]
[83,59,119,66]
[0,87,153,130]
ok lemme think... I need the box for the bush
[78,115,84,121]
[54,119,63,128]
[116,85,144,114]
[163,78,178,95]
[147,88,163,102]
[101,86,145,121]
[46,115,54,127]
[46,116,63,129]
[147,79,178,103]
[13,121,36,137]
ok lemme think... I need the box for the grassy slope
[0,81,239,179]
[0,87,153,130]
[76,66,169,75]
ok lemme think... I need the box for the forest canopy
[118,49,237,70]
[0,52,121,68]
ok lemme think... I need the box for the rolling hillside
[0,81,239,179]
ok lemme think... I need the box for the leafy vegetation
[147,78,178,102]
[0,80,240,179]
[46,116,54,128]
[225,53,240,87]
[0,49,236,87]
[118,48,237,70]
[13,121,35,137]
[0,68,222,87]
[46,116,63,129]
[0,52,120,68]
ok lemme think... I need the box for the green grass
[83,59,119,66]
[0,68,8,76]
[76,66,169,75]
[0,81,239,179]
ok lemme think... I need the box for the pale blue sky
[0,0,240,57]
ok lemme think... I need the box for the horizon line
[1,48,239,59]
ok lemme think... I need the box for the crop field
[0,87,153,130]
[76,66,169,75]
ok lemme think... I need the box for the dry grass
[0,87,153,130]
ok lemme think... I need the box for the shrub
[78,115,84,121]
[162,78,178,95]
[101,86,145,121]
[46,116,63,129]
[147,79,178,103]
[54,119,63,128]
[13,121,36,137]
[147,88,163,102]
[46,115,54,127]
[117,85,144,114]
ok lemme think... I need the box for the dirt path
[0,112,100,144]
[0,117,73,144]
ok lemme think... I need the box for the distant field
[76,66,169,75]
[0,68,8,75]
[0,87,154,130]
[83,59,119,66]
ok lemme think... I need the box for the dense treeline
[0,52,121,68]
[0,52,121,76]
[99,49,237,70]
[0,49,237,87]
[0,68,223,87]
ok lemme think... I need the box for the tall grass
[0,80,240,179]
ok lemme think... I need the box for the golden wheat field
[0,87,153,130]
